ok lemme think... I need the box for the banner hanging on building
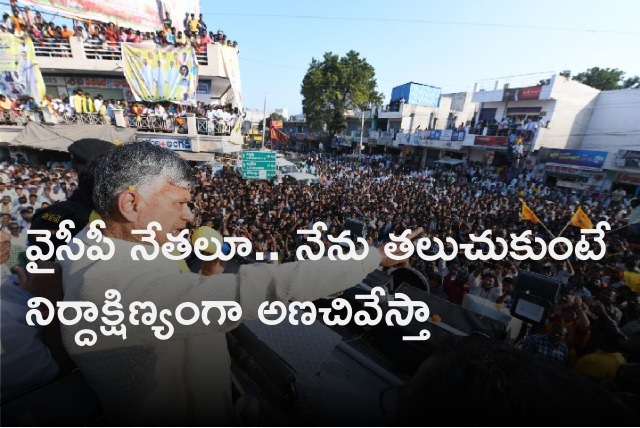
[21,0,199,33]
[544,148,607,170]
[502,85,543,101]
[616,150,640,169]
[220,45,243,111]
[473,136,508,147]
[122,43,198,105]
[0,34,45,102]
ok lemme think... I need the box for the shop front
[538,148,608,193]
[611,172,640,197]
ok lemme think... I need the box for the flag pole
[536,219,557,239]
[556,221,571,239]
[608,224,629,234]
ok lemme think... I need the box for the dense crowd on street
[1,150,639,414]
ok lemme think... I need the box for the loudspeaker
[315,270,393,331]
[390,267,429,292]
[509,271,562,326]
[514,271,562,304]
[361,269,393,290]
[371,286,507,376]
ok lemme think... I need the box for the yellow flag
[570,206,593,229]
[521,200,540,223]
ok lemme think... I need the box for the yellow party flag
[569,206,593,229]
[520,200,540,223]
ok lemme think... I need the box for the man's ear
[116,190,140,222]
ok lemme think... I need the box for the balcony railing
[83,40,122,61]
[127,115,182,133]
[34,37,210,65]
[33,38,72,57]
[0,109,42,125]
[468,124,536,142]
[196,117,232,135]
[196,51,208,66]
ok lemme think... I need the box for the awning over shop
[9,123,136,152]
[177,151,217,162]
[435,158,465,165]
[506,107,542,114]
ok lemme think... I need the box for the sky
[200,0,640,115]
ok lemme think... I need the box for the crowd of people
[1,4,238,52]
[0,87,243,136]
[470,116,546,141]
[1,148,639,421]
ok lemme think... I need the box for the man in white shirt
[0,195,13,214]
[59,142,412,425]
[469,271,502,302]
[49,185,66,202]
[93,95,103,113]
[610,187,626,207]
[153,103,167,120]
[627,198,640,242]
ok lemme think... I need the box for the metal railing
[83,40,122,60]
[127,115,180,133]
[469,125,536,142]
[195,118,231,135]
[0,109,42,125]
[196,51,208,65]
[57,112,78,124]
[32,37,214,65]
[33,38,72,57]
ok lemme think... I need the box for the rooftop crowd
[1,150,639,418]
[1,4,238,52]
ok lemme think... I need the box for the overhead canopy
[9,123,137,152]
[177,152,216,162]
[506,106,543,114]
[435,158,465,165]
[210,77,233,100]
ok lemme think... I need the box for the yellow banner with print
[0,34,45,102]
[122,43,198,105]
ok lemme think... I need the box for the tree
[538,68,639,90]
[300,50,383,138]
[538,70,571,86]
[623,76,640,89]
[572,67,630,90]
[269,112,285,122]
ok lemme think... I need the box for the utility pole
[359,108,364,157]
[261,93,267,149]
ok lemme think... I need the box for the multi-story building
[581,88,640,197]
[1,36,242,162]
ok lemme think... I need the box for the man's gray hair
[93,142,194,215]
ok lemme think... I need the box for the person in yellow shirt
[0,95,12,110]
[83,93,95,113]
[574,334,627,383]
[73,89,84,114]
[187,13,200,34]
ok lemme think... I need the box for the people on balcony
[2,5,238,57]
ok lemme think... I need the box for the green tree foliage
[301,50,383,138]
[623,76,640,89]
[538,70,571,86]
[270,112,286,121]
[539,68,639,90]
[572,67,624,90]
